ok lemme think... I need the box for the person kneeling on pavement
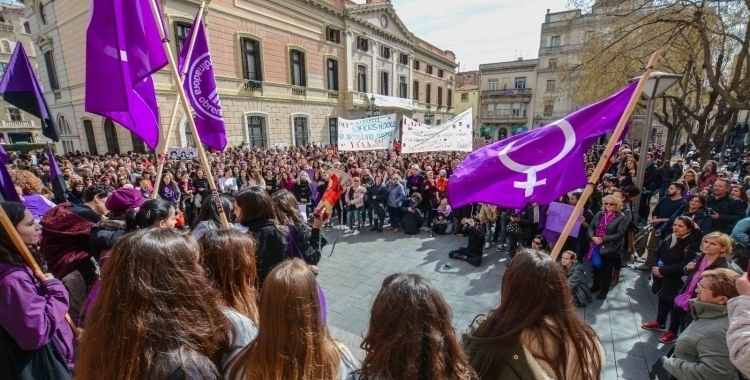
[449,216,485,266]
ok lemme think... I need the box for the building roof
[455,84,478,91]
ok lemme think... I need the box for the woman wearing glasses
[587,195,629,300]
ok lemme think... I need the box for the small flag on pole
[0,43,60,142]
[0,144,20,202]
[85,0,168,149]
[178,17,227,151]
[448,82,638,209]
[45,144,67,204]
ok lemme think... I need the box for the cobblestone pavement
[317,225,671,380]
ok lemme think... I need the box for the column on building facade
[346,29,354,92]
[408,55,413,100]
[391,47,397,98]
[371,41,377,95]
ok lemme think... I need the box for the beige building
[478,59,537,141]
[452,70,479,137]
[0,2,43,145]
[22,0,457,154]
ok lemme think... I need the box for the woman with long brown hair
[75,229,234,380]
[352,273,476,380]
[228,259,358,380]
[464,249,604,380]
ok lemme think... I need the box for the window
[290,50,306,86]
[83,119,98,155]
[413,60,420,70]
[461,93,468,102]
[103,119,121,154]
[427,65,433,75]
[327,59,338,91]
[550,36,561,47]
[131,133,146,153]
[241,38,262,81]
[412,80,419,101]
[380,71,389,96]
[22,21,31,34]
[546,79,556,92]
[549,58,557,69]
[38,3,47,25]
[184,125,195,147]
[436,119,441,125]
[293,116,309,146]
[357,65,367,92]
[7,107,21,121]
[399,53,408,65]
[380,46,390,59]
[246,115,267,149]
[57,115,71,135]
[1,41,9,53]
[514,77,526,89]
[357,37,369,51]
[398,76,407,98]
[488,79,498,90]
[43,51,59,90]
[62,140,74,154]
[174,22,191,54]
[438,69,444,78]
[543,100,554,116]
[328,118,338,145]
[426,84,431,104]
[326,27,341,43]
[447,89,452,107]
[437,87,443,107]
[0,62,7,78]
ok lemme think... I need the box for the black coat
[513,204,536,239]
[587,211,629,257]
[294,181,313,203]
[650,232,701,300]
[643,163,662,192]
[706,194,746,234]
[244,219,323,285]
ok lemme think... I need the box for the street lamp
[365,95,381,118]
[630,71,683,219]
[424,103,435,125]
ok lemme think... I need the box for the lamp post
[424,103,435,125]
[630,71,682,220]
[365,95,381,118]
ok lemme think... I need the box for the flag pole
[152,1,206,200]
[0,205,79,338]
[549,50,662,260]
[147,0,230,229]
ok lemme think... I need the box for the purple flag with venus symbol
[448,82,638,209]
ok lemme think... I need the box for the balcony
[539,44,583,55]
[327,91,339,100]
[482,111,528,124]
[0,120,34,129]
[243,80,263,94]
[481,88,533,101]
[291,86,306,97]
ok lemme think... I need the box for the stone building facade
[478,59,537,141]
[22,0,457,154]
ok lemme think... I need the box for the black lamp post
[365,95,381,118]
[424,103,435,125]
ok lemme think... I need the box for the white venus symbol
[498,120,576,197]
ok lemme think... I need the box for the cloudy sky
[354,0,570,71]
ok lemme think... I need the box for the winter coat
[657,205,713,236]
[264,176,279,194]
[732,216,750,246]
[698,173,717,191]
[479,205,498,224]
[405,174,424,195]
[664,300,737,380]
[660,166,675,182]
[344,186,366,209]
[88,219,126,262]
[0,263,76,371]
[366,183,388,205]
[672,163,684,181]
[386,181,406,208]
[401,200,424,234]
[727,295,750,378]
[643,162,661,192]
[421,179,439,207]
[587,211,629,257]
[706,194,746,234]
[294,181,313,203]
[512,204,536,239]
[650,232,701,300]
[564,262,592,307]
[243,219,323,285]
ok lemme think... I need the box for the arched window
[2,41,10,54]
[57,114,71,135]
[82,119,98,155]
[131,132,146,153]
[38,3,47,25]
[103,119,121,154]
[180,118,196,147]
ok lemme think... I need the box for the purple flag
[46,144,67,203]
[178,17,227,151]
[448,83,638,209]
[85,0,168,149]
[0,44,59,141]
[0,144,20,202]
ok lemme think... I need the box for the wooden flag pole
[147,0,230,229]
[152,1,206,200]
[549,50,662,260]
[0,205,79,338]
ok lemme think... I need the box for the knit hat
[105,188,145,214]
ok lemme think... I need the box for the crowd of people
[1,140,750,380]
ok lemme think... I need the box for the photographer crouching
[448,216,486,266]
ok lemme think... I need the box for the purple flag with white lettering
[448,82,637,209]
[85,0,168,149]
[178,17,227,151]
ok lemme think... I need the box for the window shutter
[290,52,295,85]
[254,41,263,80]
[300,52,306,86]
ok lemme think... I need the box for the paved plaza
[318,227,672,380]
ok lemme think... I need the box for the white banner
[401,109,473,153]
[337,114,397,151]
[366,93,414,110]
[167,147,198,160]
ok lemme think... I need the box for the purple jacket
[0,262,76,370]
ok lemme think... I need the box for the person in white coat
[728,274,750,378]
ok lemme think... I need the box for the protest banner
[337,114,397,151]
[545,202,581,236]
[401,109,473,153]
[168,146,199,160]
[366,93,414,110]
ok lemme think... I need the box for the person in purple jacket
[0,201,75,377]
